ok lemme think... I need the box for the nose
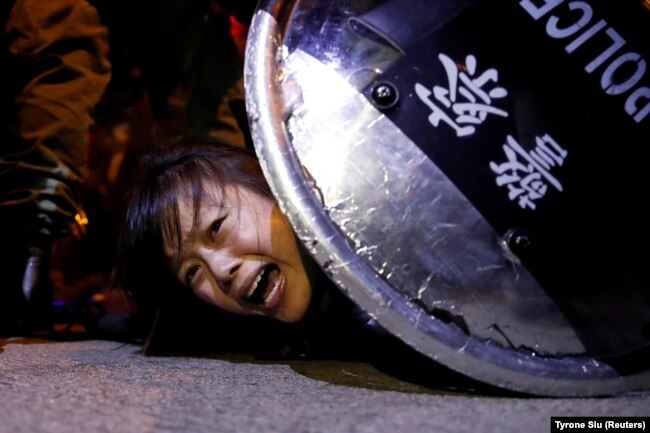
[201,248,241,292]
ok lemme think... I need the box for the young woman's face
[165,182,312,323]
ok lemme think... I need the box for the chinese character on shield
[415,53,508,137]
[489,134,568,210]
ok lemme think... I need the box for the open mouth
[245,264,282,305]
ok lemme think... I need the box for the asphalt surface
[1,337,648,433]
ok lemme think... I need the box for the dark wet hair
[116,137,272,314]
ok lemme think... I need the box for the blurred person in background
[38,0,259,338]
[0,0,111,334]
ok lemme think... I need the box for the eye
[209,216,226,240]
[185,264,201,287]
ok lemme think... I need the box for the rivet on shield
[369,81,399,110]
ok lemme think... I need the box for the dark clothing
[99,0,257,149]
[0,0,110,333]
[0,0,111,244]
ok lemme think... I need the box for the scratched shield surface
[244,0,650,396]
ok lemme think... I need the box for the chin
[275,308,306,323]
[277,294,311,323]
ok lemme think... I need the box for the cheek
[194,282,249,316]
[278,278,311,323]
[193,284,219,306]
[193,281,228,309]
[269,208,299,259]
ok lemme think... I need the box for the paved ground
[1,336,648,433]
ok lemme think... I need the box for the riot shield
[243,0,650,396]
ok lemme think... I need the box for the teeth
[262,274,283,305]
[244,265,282,306]
[268,277,281,299]
[246,272,263,298]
